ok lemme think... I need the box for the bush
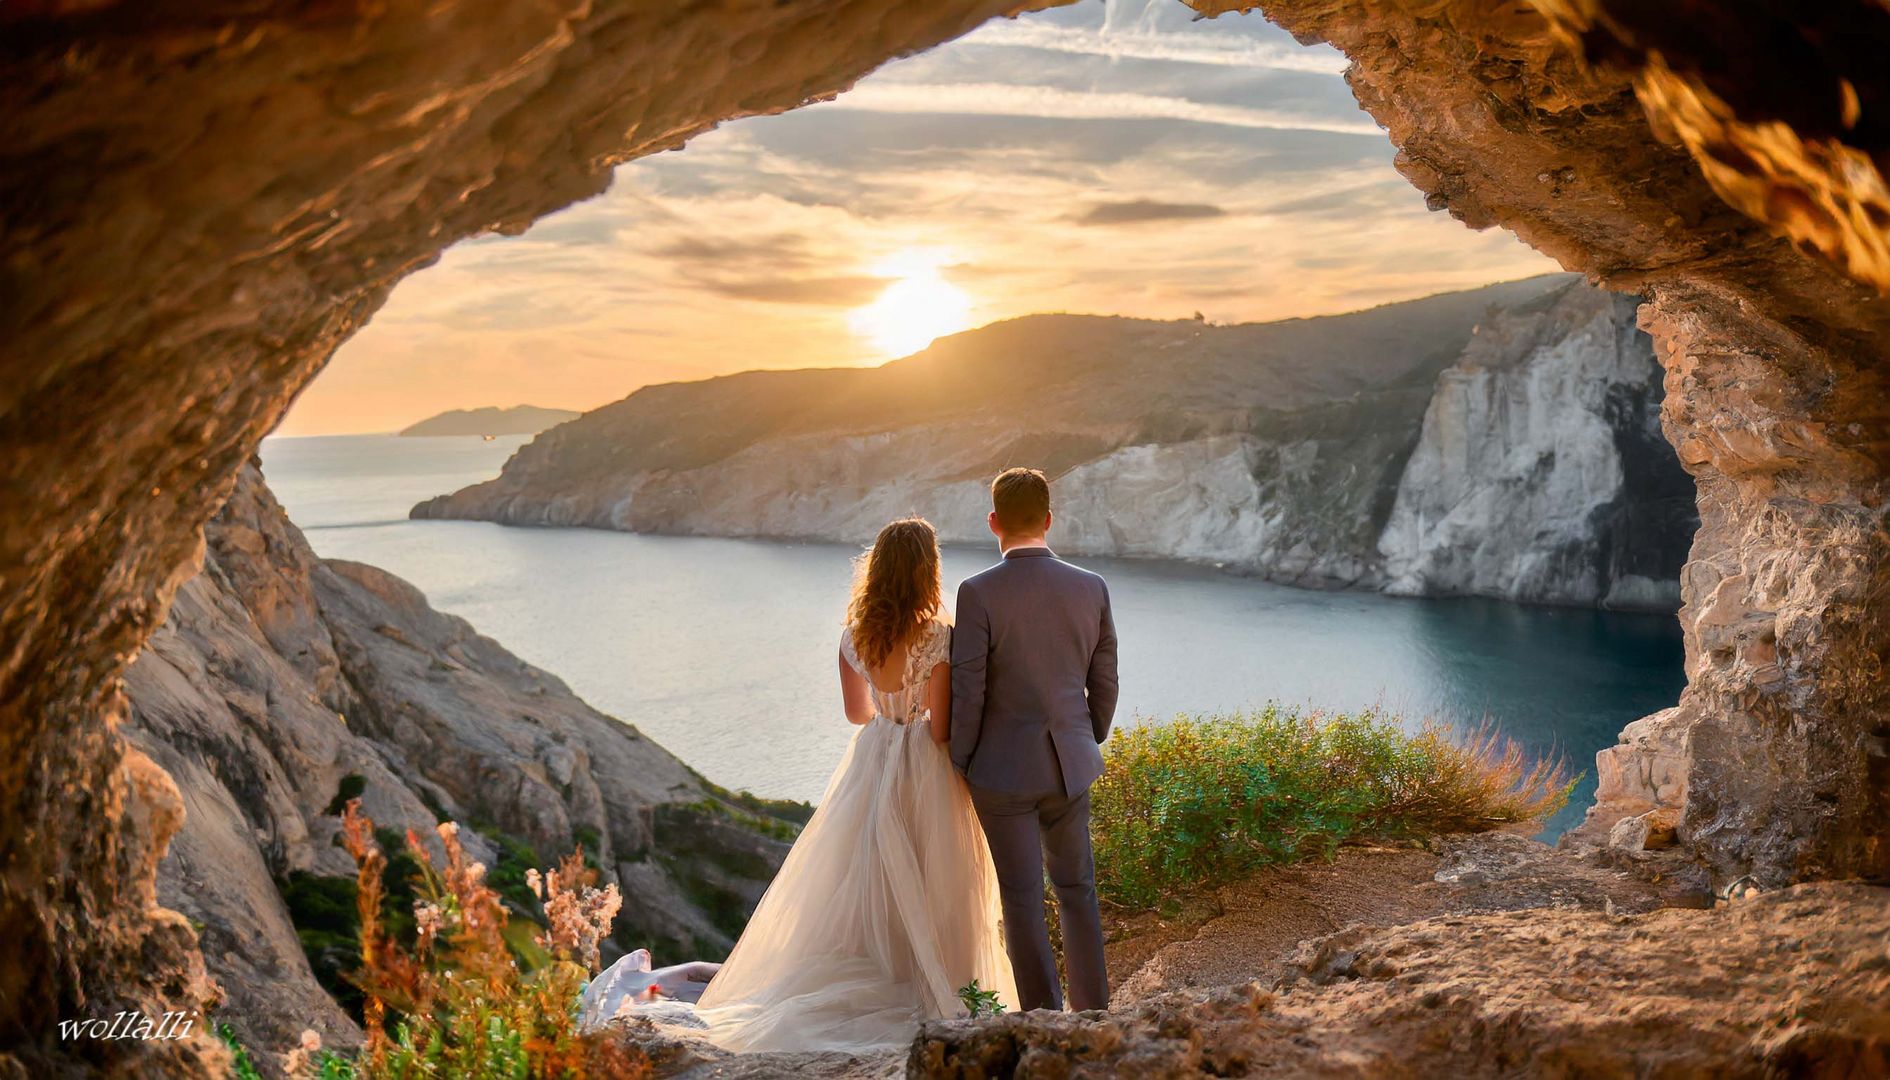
[292,801,652,1079]
[1090,706,1575,911]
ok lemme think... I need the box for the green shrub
[1090,706,1576,910]
[471,825,544,914]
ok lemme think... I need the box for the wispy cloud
[815,82,1384,136]
[1075,200,1228,225]
[958,18,1347,75]
[692,275,885,306]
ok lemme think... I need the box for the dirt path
[1103,845,1449,1003]
[1103,832,1700,1006]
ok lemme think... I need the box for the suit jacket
[950,547,1118,795]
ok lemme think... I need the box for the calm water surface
[261,434,1685,836]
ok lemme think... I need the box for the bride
[690,517,1017,1051]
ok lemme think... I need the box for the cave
[2,0,1887,1074]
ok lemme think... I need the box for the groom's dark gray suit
[950,546,1117,1012]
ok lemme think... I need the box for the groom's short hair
[991,467,1051,534]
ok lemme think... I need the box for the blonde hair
[847,518,943,671]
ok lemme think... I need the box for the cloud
[1075,199,1228,226]
[650,233,818,269]
[694,275,885,306]
[281,0,1561,437]
[813,82,1386,137]
[957,19,1347,75]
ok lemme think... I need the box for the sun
[848,250,973,359]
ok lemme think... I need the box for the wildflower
[281,1028,322,1075]
[337,804,651,1077]
[526,867,543,899]
[414,900,445,949]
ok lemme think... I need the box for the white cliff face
[1377,288,1683,609]
[544,431,1381,584]
[416,280,1693,610]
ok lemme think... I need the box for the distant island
[399,404,580,437]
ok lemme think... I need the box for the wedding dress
[687,617,1018,1052]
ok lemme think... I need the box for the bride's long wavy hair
[847,518,944,671]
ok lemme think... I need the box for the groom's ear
[987,511,1002,538]
[1043,509,1054,535]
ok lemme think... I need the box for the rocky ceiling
[2,0,1886,1074]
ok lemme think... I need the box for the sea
[260,433,1686,837]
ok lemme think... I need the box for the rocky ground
[914,878,1889,1078]
[613,836,1888,1078]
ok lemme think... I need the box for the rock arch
[1,1,1884,1074]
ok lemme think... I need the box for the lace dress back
[840,619,952,727]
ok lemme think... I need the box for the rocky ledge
[601,834,1884,1078]
[416,277,1697,612]
[124,465,801,1056]
[911,878,1890,1077]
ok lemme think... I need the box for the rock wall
[419,279,1694,610]
[1378,287,1694,608]
[3,0,1888,1074]
[1215,0,1890,890]
[123,465,794,1059]
[0,4,1041,1073]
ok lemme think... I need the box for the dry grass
[275,802,654,1079]
[1090,706,1576,911]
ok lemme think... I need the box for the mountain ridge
[399,404,580,437]
[414,275,1697,611]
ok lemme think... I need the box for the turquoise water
[261,434,1685,836]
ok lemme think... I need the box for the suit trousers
[965,782,1109,1012]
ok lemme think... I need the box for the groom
[950,467,1117,1013]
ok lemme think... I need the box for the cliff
[416,278,1696,610]
[123,465,798,1055]
[399,405,580,437]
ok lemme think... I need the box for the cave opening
[2,0,1887,1075]
[263,0,1690,845]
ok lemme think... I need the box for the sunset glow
[278,0,1559,436]
[849,251,974,358]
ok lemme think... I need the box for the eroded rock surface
[123,465,794,1059]
[1212,0,1890,892]
[4,0,1889,1074]
[0,3,1040,1072]
[419,278,1692,609]
[1379,286,1692,608]
[914,881,1890,1078]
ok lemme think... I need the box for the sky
[278,0,1560,437]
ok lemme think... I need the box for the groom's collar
[1003,546,1056,560]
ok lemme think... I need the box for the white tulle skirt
[692,715,1017,1053]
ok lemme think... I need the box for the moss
[417,788,452,824]
[571,823,601,851]
[469,825,545,915]
[687,768,814,827]
[645,801,801,955]
[280,870,365,1016]
[670,796,803,844]
[323,773,367,816]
